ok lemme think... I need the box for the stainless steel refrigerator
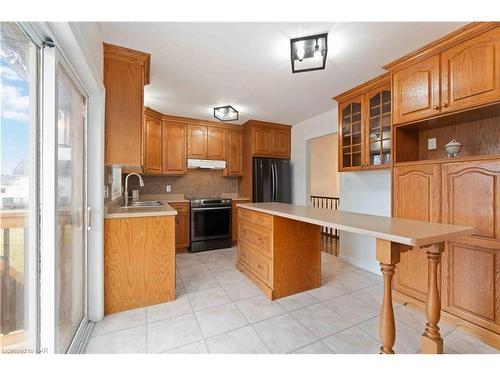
[253,157,291,203]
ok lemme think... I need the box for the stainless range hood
[187,159,226,169]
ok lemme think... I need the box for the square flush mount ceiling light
[290,33,328,73]
[214,105,238,122]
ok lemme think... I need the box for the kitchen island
[236,202,474,354]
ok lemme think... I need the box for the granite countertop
[237,202,473,247]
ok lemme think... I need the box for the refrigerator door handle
[271,162,277,202]
[274,163,279,202]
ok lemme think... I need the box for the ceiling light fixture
[214,105,238,122]
[290,33,328,73]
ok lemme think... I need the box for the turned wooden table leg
[421,243,445,354]
[376,239,401,354]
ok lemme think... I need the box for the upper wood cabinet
[339,97,364,170]
[161,121,187,175]
[187,125,208,159]
[224,129,243,176]
[272,128,291,158]
[104,43,150,166]
[247,121,291,159]
[387,23,500,125]
[143,113,162,174]
[334,74,392,172]
[441,27,500,114]
[252,126,273,156]
[207,127,226,160]
[392,55,440,124]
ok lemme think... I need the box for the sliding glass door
[0,22,38,353]
[55,58,87,353]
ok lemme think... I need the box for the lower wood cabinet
[169,202,190,250]
[104,215,175,314]
[393,158,500,337]
[393,164,441,301]
[232,199,251,242]
[236,208,320,300]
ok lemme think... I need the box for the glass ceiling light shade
[214,105,238,122]
[290,33,328,73]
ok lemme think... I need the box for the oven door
[191,206,232,241]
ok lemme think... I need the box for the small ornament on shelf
[444,139,463,158]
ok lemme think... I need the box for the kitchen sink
[121,200,165,208]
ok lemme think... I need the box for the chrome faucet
[123,173,144,207]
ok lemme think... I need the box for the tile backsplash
[122,169,238,198]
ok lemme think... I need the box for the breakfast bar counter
[236,202,474,354]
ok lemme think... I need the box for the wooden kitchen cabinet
[440,160,500,333]
[393,164,442,302]
[386,23,500,125]
[392,55,441,125]
[252,126,273,156]
[392,158,500,339]
[249,121,291,159]
[272,128,291,158]
[207,127,226,160]
[224,129,243,176]
[161,121,187,175]
[334,74,392,171]
[232,199,251,242]
[187,125,208,159]
[104,215,175,314]
[104,43,150,166]
[169,202,190,251]
[441,27,500,115]
[143,113,162,174]
[236,207,321,300]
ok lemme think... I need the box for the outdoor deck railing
[0,210,26,341]
[310,195,340,238]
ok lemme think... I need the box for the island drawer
[239,241,272,285]
[238,221,272,258]
[238,208,273,230]
[252,211,273,229]
[238,208,253,222]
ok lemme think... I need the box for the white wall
[339,170,391,274]
[292,107,392,274]
[291,109,338,205]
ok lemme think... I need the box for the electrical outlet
[166,185,172,193]
[428,138,437,150]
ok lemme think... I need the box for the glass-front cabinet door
[340,97,364,170]
[366,85,392,167]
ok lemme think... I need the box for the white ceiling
[99,22,467,125]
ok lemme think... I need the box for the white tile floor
[86,247,499,354]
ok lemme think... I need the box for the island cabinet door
[392,164,442,302]
[441,27,500,114]
[392,54,441,125]
[441,160,500,332]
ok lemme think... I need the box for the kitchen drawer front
[239,241,272,285]
[252,211,273,229]
[238,208,253,222]
[238,221,272,258]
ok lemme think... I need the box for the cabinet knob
[442,103,449,108]
[433,105,440,110]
